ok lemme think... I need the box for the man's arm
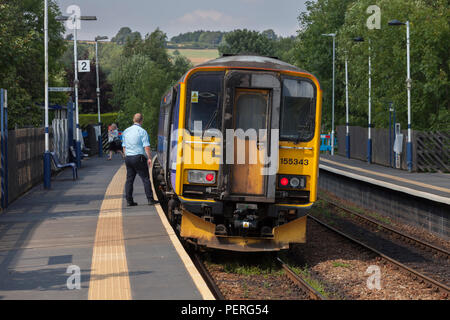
[141,131,152,166]
[145,146,152,166]
[122,133,126,155]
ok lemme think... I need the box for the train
[152,55,322,252]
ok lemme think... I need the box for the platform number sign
[78,60,90,73]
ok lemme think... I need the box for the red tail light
[280,177,289,186]
[205,173,215,182]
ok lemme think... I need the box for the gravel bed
[310,199,450,287]
[318,189,450,251]
[289,219,447,300]
[203,254,309,300]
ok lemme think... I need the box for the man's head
[133,113,143,125]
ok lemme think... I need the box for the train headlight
[188,170,216,184]
[290,177,300,188]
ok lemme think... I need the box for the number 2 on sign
[78,60,90,72]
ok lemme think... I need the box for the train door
[231,89,269,196]
[219,71,281,202]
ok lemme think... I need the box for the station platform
[0,157,213,300]
[319,154,450,205]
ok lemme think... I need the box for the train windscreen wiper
[203,94,220,132]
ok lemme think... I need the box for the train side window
[186,73,223,134]
[281,79,316,142]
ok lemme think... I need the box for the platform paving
[0,156,202,300]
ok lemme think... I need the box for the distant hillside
[168,49,219,65]
[169,31,226,49]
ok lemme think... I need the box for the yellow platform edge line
[88,164,132,300]
[153,203,215,300]
[150,157,215,300]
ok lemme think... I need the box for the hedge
[79,113,118,127]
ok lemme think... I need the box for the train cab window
[280,79,316,142]
[235,93,267,132]
[187,73,223,134]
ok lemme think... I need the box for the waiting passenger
[107,123,125,160]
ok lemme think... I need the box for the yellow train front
[153,55,322,252]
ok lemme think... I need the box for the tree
[218,29,276,57]
[294,0,356,132]
[274,36,297,64]
[337,0,449,131]
[64,57,113,114]
[0,0,67,128]
[295,0,449,132]
[111,27,142,45]
[109,29,192,145]
[262,29,278,40]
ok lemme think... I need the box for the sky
[55,0,309,41]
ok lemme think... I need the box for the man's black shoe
[127,201,138,207]
[148,199,159,206]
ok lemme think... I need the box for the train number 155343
[280,158,309,165]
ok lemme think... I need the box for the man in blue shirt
[122,113,157,206]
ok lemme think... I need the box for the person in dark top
[107,123,125,160]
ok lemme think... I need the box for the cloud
[172,9,242,30]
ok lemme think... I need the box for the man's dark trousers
[125,154,153,203]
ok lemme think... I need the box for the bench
[50,152,78,180]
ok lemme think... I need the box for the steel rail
[321,197,450,260]
[192,253,225,300]
[308,214,450,295]
[277,257,326,300]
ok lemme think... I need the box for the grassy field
[168,49,219,65]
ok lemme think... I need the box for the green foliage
[295,0,356,132]
[170,30,226,48]
[218,29,276,57]
[295,0,450,132]
[111,27,142,45]
[79,113,118,127]
[0,0,67,128]
[109,29,192,146]
[337,0,449,131]
[65,59,113,114]
[262,29,278,41]
[274,36,298,65]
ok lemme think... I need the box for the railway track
[192,251,326,300]
[320,197,450,260]
[191,253,225,300]
[308,214,450,296]
[276,257,325,300]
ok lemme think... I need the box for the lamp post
[56,14,97,168]
[388,102,395,168]
[95,36,108,158]
[44,0,51,189]
[354,37,372,164]
[345,51,350,158]
[322,33,336,155]
[389,19,412,172]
